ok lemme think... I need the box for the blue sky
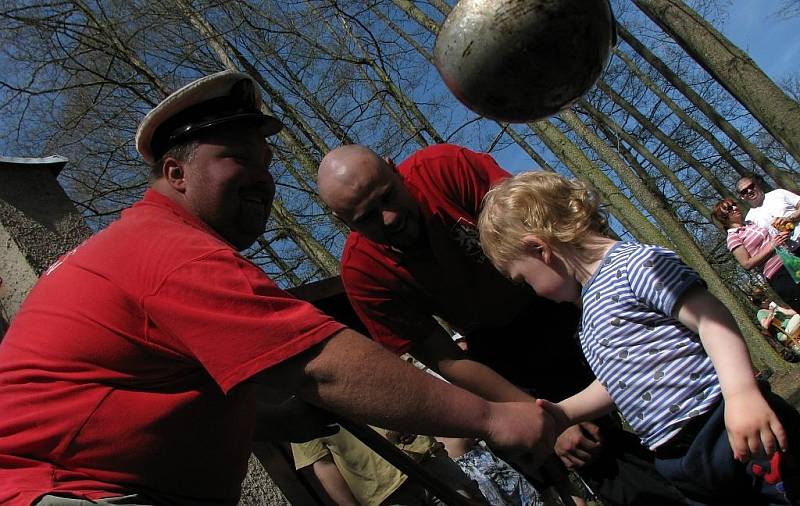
[723,0,800,84]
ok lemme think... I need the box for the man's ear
[383,156,397,173]
[162,157,187,193]
[521,234,552,263]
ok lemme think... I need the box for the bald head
[318,144,421,249]
[318,145,386,213]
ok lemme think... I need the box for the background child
[478,171,800,505]
[750,286,800,362]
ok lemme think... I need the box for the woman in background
[712,198,800,310]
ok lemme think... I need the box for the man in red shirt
[0,71,558,506]
[318,143,689,505]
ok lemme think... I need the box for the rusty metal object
[434,0,615,123]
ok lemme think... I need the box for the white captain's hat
[135,70,283,165]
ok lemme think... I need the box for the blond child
[478,171,800,504]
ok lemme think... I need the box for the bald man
[318,143,689,506]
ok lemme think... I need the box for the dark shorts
[654,387,800,505]
[769,268,800,312]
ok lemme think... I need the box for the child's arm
[759,306,776,330]
[537,379,615,434]
[674,285,788,461]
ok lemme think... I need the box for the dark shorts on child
[654,385,800,506]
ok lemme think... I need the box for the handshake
[481,398,572,467]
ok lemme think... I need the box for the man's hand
[253,395,340,443]
[725,388,787,462]
[775,210,800,229]
[554,422,605,469]
[769,230,791,248]
[484,400,562,466]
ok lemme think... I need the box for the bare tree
[615,24,796,191]
[633,0,800,164]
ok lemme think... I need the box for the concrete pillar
[0,156,91,331]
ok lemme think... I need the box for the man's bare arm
[411,326,609,469]
[409,325,532,402]
[256,328,557,457]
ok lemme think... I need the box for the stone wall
[0,158,92,323]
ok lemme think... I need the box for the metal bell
[434,0,615,123]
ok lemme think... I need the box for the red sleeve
[411,145,511,219]
[340,238,440,355]
[143,250,346,393]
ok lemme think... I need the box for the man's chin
[390,221,427,249]
[233,226,267,251]
[387,232,421,251]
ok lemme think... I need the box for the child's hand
[724,389,787,462]
[554,422,605,469]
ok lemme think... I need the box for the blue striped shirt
[580,242,722,450]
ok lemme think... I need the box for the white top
[745,189,800,237]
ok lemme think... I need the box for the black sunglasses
[738,183,756,196]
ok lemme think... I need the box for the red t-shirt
[0,190,344,505]
[342,144,541,352]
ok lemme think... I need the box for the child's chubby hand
[724,388,787,462]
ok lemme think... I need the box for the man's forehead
[335,155,387,189]
[198,126,269,150]
[737,178,755,189]
[331,173,392,221]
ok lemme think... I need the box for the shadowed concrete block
[0,156,91,328]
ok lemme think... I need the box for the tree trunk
[256,238,303,286]
[389,0,441,33]
[505,128,555,172]
[616,24,797,192]
[632,0,800,165]
[614,48,752,179]
[271,199,340,277]
[531,120,671,247]
[595,79,734,202]
[579,98,717,222]
[373,8,433,61]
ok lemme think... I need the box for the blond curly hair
[478,171,607,271]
